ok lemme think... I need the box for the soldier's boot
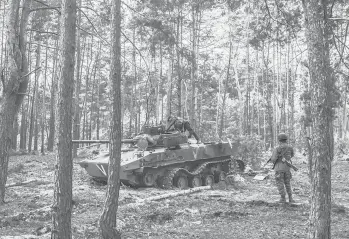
[278,195,286,203]
[288,194,295,203]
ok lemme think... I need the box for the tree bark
[51,0,76,238]
[41,37,48,154]
[176,6,182,117]
[303,1,334,238]
[73,0,82,157]
[190,3,198,129]
[166,45,173,118]
[99,0,122,238]
[47,39,59,152]
[20,105,27,150]
[33,45,41,151]
[0,0,31,204]
[12,117,18,150]
[219,38,232,139]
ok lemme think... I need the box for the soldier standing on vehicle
[270,133,295,203]
[166,116,201,144]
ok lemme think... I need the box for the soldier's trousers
[274,171,292,197]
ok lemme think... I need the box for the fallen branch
[142,185,212,202]
[5,179,38,188]
[123,186,212,209]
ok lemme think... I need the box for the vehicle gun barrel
[72,139,136,144]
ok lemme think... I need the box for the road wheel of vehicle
[202,174,214,186]
[142,172,155,187]
[215,171,227,183]
[175,176,188,189]
[189,175,202,188]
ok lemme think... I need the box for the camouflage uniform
[270,139,295,203]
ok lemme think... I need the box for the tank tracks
[159,158,231,189]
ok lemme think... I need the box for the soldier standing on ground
[270,133,295,203]
[166,116,201,144]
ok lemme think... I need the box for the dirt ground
[0,151,348,239]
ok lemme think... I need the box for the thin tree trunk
[33,45,41,151]
[130,28,136,134]
[41,38,48,154]
[28,48,40,152]
[0,0,5,71]
[245,2,251,135]
[190,3,198,128]
[166,45,173,119]
[233,62,243,136]
[160,41,163,122]
[51,0,76,237]
[82,38,93,143]
[47,39,59,152]
[96,41,102,140]
[90,56,98,140]
[12,117,18,150]
[20,105,27,150]
[131,27,137,135]
[219,39,232,139]
[99,0,122,238]
[176,6,182,116]
[73,0,82,157]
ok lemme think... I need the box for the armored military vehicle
[75,125,243,189]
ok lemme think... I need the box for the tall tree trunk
[219,39,232,139]
[303,1,334,238]
[99,0,122,238]
[47,39,59,151]
[130,27,137,135]
[233,61,243,136]
[0,0,31,204]
[12,117,18,150]
[20,105,27,150]
[96,41,102,140]
[41,37,49,154]
[190,3,198,128]
[73,0,82,157]
[166,45,173,118]
[82,39,93,143]
[51,0,76,237]
[33,45,41,151]
[160,41,164,122]
[28,63,38,152]
[244,2,251,135]
[176,6,182,117]
[0,0,5,71]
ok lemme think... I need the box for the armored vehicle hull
[78,140,239,189]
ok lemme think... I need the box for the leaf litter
[0,153,348,238]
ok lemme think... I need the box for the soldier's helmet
[277,133,288,141]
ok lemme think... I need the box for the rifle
[262,158,272,168]
[262,157,298,171]
[283,160,298,171]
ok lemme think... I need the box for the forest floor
[0,149,349,239]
